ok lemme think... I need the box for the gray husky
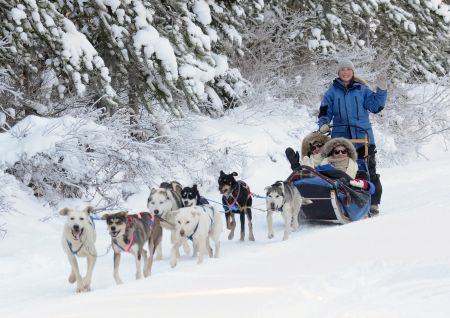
[147,181,190,259]
[265,181,312,240]
[102,211,162,285]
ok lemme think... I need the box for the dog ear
[118,211,128,218]
[84,206,94,214]
[264,186,270,193]
[59,208,70,216]
[192,184,197,190]
[191,210,201,217]
[172,209,180,216]
[150,188,157,195]
[101,213,109,220]
[232,172,238,176]
[220,170,225,176]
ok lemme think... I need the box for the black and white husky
[147,181,190,259]
[181,184,209,207]
[265,181,312,240]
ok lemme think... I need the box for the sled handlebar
[327,124,370,159]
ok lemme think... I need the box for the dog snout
[270,202,275,210]
[154,209,159,215]
[180,229,185,237]
[111,226,116,231]
[73,224,80,231]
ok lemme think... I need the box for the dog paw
[68,272,76,284]
[170,261,177,268]
[82,278,91,289]
[227,233,234,240]
[183,246,191,256]
[268,233,274,239]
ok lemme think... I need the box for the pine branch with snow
[268,0,450,80]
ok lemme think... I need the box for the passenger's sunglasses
[332,149,348,155]
[311,143,324,151]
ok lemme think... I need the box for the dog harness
[200,205,215,227]
[187,222,199,241]
[223,181,251,213]
[114,215,137,253]
[113,212,155,253]
[113,234,134,253]
[66,240,84,255]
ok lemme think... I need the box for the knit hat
[336,58,355,73]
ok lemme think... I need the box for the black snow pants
[357,144,382,205]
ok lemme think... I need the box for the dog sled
[287,125,372,224]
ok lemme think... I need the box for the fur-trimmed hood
[320,138,357,161]
[301,132,331,157]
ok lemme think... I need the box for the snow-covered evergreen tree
[0,0,264,119]
[268,0,450,80]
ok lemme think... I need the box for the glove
[319,124,329,134]
[285,147,301,171]
[349,179,369,190]
[376,74,388,90]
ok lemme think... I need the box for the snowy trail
[2,148,450,318]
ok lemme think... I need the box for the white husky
[170,205,222,268]
[60,206,97,292]
[147,182,190,260]
[265,181,312,240]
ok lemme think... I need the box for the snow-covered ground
[1,104,450,318]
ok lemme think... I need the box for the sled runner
[287,125,372,224]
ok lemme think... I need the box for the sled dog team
[60,171,311,292]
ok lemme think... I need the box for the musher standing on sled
[318,58,387,216]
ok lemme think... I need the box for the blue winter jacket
[318,78,387,146]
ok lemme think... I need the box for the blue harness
[187,222,199,241]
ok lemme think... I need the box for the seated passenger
[301,132,330,168]
[318,138,372,191]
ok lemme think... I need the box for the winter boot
[369,204,379,217]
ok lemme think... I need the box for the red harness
[116,212,154,253]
